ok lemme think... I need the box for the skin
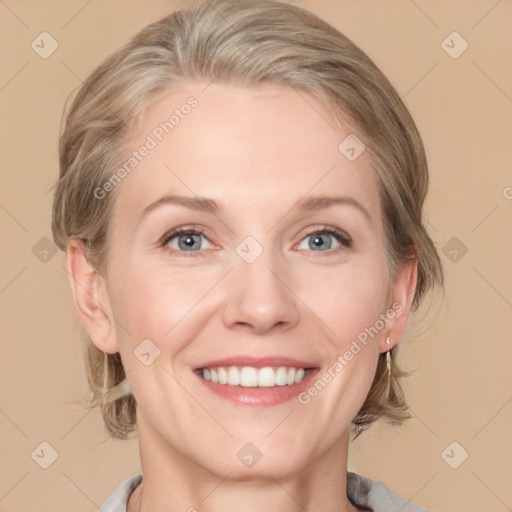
[67,83,417,512]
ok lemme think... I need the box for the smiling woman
[51,1,443,511]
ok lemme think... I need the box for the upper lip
[193,356,318,370]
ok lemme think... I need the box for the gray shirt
[100,472,429,511]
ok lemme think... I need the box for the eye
[161,226,213,255]
[159,224,352,257]
[296,226,352,252]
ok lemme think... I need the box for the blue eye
[297,227,352,252]
[162,227,211,254]
[160,225,352,257]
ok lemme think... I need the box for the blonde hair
[52,0,443,440]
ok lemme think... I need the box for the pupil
[311,234,331,250]
[180,234,198,250]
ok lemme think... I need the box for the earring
[385,337,392,396]
[386,336,391,372]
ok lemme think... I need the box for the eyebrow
[141,195,221,219]
[140,193,372,224]
[296,195,371,224]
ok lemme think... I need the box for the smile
[198,366,308,387]
[193,356,318,406]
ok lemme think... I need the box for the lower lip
[196,369,319,406]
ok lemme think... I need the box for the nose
[222,252,300,335]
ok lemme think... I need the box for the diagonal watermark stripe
[0,0,29,28]
[0,62,29,92]
[0,202,29,233]
[409,407,439,439]
[470,205,499,233]
[266,165,337,234]
[164,163,234,234]
[471,0,502,29]
[265,470,308,511]
[407,0,439,28]
[472,60,512,105]
[200,470,233,503]
[0,408,29,438]
[164,368,234,438]
[61,61,127,126]
[471,470,511,510]
[61,0,92,29]
[61,471,102,509]
[398,472,439,512]
[472,397,512,439]
[0,472,29,502]
[61,408,94,440]
[471,265,512,308]
[265,408,295,438]
[0,265,28,295]
[163,268,234,337]
[61,264,132,335]
[266,266,336,334]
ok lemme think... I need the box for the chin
[195,437,313,481]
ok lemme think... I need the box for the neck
[128,415,360,512]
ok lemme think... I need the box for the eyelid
[160,225,206,245]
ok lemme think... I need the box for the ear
[380,257,418,353]
[65,238,119,354]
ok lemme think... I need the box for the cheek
[297,258,390,347]
[294,264,387,427]
[105,266,209,414]
[106,260,221,352]
[108,252,390,348]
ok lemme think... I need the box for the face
[89,83,412,479]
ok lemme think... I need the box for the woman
[51,1,443,510]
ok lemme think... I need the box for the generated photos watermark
[298,301,403,405]
[93,96,198,200]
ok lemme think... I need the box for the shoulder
[100,473,142,512]
[347,472,431,512]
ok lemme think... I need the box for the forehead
[112,83,381,225]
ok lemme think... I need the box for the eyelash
[160,225,352,257]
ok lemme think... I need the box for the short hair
[52,0,444,440]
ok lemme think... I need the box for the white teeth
[240,367,258,387]
[258,367,275,387]
[200,366,308,387]
[275,367,288,386]
[227,366,240,386]
[295,368,305,384]
[218,367,228,384]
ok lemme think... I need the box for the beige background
[1,1,511,511]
